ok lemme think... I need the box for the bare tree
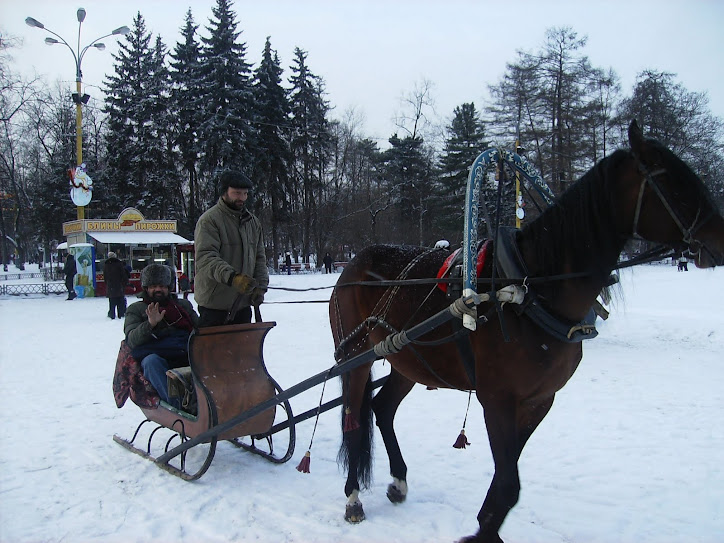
[619,70,724,207]
[393,78,438,142]
[0,37,43,269]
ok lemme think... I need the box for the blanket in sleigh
[112,340,160,409]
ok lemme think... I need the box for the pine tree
[196,0,255,206]
[102,12,158,213]
[252,37,291,266]
[143,35,180,219]
[169,9,203,233]
[288,47,331,262]
[434,102,488,243]
[381,134,430,245]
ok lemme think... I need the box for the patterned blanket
[112,340,160,409]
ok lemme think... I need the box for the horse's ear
[628,119,644,155]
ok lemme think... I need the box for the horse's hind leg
[340,364,375,523]
[372,367,415,504]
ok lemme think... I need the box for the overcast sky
[2,0,723,147]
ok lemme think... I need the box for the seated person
[124,264,199,410]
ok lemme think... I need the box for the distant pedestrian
[63,253,77,300]
[323,252,333,274]
[104,252,129,319]
[678,254,688,272]
[285,252,292,275]
[177,270,191,292]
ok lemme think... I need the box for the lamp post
[25,8,129,220]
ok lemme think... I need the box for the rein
[264,245,674,304]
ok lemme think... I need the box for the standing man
[124,264,199,409]
[63,253,77,300]
[323,252,333,274]
[104,251,129,319]
[194,169,269,327]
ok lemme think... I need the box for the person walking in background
[104,251,129,319]
[678,253,689,271]
[285,252,292,275]
[193,169,269,327]
[323,252,333,274]
[63,253,76,300]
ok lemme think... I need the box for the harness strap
[451,319,477,388]
[632,161,717,265]
[631,172,651,239]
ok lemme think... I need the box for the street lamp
[25,8,129,220]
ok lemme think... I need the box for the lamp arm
[42,27,81,79]
[78,32,115,72]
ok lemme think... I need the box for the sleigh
[113,319,296,480]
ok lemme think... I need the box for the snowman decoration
[516,193,525,221]
[69,163,93,207]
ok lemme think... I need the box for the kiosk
[62,208,192,296]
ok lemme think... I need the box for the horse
[328,120,724,543]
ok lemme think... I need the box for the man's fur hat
[141,264,172,287]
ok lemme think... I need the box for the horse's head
[627,120,724,268]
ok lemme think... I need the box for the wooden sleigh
[113,319,296,480]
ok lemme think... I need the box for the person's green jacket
[124,295,199,349]
[193,197,269,311]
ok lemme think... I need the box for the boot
[166,367,197,415]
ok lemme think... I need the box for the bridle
[631,157,716,263]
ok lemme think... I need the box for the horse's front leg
[459,395,555,543]
[372,368,415,504]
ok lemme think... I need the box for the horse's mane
[520,149,630,278]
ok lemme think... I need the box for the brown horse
[328,121,724,543]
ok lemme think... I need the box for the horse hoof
[456,533,503,543]
[386,482,407,504]
[344,501,366,523]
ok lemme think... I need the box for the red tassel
[296,451,311,473]
[452,429,470,449]
[344,407,360,432]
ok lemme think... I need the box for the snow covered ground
[0,262,722,543]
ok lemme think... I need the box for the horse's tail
[338,373,375,490]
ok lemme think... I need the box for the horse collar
[495,227,598,343]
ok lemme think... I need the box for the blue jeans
[141,354,182,409]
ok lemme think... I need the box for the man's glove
[251,287,266,306]
[231,273,256,294]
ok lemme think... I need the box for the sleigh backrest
[189,321,277,440]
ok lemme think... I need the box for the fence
[0,283,67,296]
[0,270,64,282]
